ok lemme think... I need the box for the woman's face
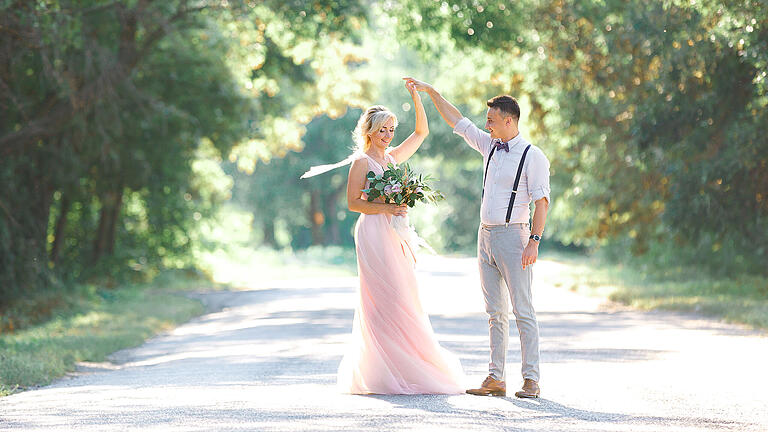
[368,117,396,150]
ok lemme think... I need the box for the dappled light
[2,1,765,308]
[1,1,767,429]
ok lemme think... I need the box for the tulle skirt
[337,213,465,394]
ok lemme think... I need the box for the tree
[389,0,768,272]
[0,0,371,308]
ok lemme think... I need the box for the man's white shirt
[453,117,551,225]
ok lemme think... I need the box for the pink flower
[415,187,423,193]
[383,185,393,195]
[391,183,402,194]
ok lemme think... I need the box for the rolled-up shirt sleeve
[527,147,551,205]
[453,117,491,155]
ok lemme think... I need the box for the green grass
[542,251,768,330]
[0,271,206,397]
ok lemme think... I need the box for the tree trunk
[262,218,277,248]
[50,193,71,264]
[93,196,109,263]
[309,190,325,246]
[324,186,344,245]
[93,189,121,262]
[31,155,54,267]
[105,188,123,255]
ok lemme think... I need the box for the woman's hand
[403,77,433,93]
[406,80,420,100]
[387,204,409,217]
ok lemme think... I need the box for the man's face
[485,107,510,139]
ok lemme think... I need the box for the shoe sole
[514,393,540,399]
[466,390,506,397]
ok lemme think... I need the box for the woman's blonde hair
[352,105,398,152]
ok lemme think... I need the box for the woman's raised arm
[389,81,429,164]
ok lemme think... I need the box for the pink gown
[337,153,465,395]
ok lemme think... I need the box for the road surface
[1,256,766,431]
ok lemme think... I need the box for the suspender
[506,144,531,224]
[481,145,497,200]
[482,143,532,225]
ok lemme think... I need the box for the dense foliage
[0,0,369,311]
[387,0,768,272]
[2,0,765,318]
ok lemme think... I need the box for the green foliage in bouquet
[362,163,445,207]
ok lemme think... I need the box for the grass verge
[0,271,206,397]
[541,251,768,331]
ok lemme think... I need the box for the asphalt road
[1,256,766,431]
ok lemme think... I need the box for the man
[403,77,550,398]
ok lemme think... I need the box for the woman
[337,81,465,394]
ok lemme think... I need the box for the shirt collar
[495,132,523,149]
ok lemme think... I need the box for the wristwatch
[529,234,541,242]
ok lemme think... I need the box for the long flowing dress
[337,153,465,394]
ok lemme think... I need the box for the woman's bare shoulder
[349,156,370,173]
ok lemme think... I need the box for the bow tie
[493,140,510,152]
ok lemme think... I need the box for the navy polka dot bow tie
[493,140,510,152]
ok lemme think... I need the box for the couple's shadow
[363,394,739,429]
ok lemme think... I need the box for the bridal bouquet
[362,163,444,207]
[362,163,443,255]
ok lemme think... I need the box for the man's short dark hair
[487,95,520,121]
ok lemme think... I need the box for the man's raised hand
[403,77,432,93]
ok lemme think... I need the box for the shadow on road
[364,394,745,430]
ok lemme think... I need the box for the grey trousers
[477,223,540,382]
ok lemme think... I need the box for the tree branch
[0,1,209,157]
[0,198,21,228]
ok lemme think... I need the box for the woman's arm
[347,158,408,216]
[389,81,429,164]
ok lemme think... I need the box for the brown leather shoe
[514,378,540,398]
[466,375,506,397]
